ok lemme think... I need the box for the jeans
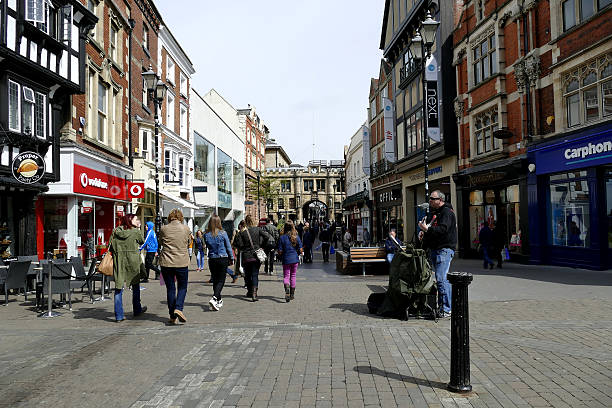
[482,247,494,268]
[145,252,160,279]
[386,253,395,264]
[243,261,261,290]
[321,243,330,262]
[209,257,229,300]
[303,247,312,263]
[265,250,275,274]
[161,266,189,319]
[430,248,454,313]
[196,250,205,269]
[283,263,298,288]
[114,284,142,320]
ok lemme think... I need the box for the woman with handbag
[235,215,271,301]
[204,214,234,311]
[110,214,146,322]
[277,220,303,302]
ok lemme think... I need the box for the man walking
[319,225,331,262]
[418,190,457,318]
[263,218,279,275]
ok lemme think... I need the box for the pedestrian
[302,225,313,263]
[204,214,234,311]
[263,218,279,275]
[297,222,304,241]
[384,229,403,263]
[232,220,246,278]
[139,221,160,281]
[418,190,457,318]
[194,230,205,273]
[110,214,147,322]
[342,229,353,252]
[235,214,272,301]
[491,221,504,268]
[363,228,371,247]
[158,208,192,324]
[478,222,495,269]
[277,220,303,302]
[319,225,331,262]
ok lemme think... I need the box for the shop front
[342,190,372,244]
[374,184,404,243]
[402,156,457,243]
[527,122,612,270]
[454,157,529,261]
[42,148,139,265]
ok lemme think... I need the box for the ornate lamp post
[142,66,168,234]
[409,11,440,214]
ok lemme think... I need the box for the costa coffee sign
[74,164,127,199]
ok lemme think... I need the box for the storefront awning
[159,191,199,219]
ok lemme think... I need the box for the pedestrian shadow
[353,366,447,390]
[205,293,286,304]
[328,303,386,319]
[71,307,169,324]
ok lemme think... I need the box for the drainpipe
[128,18,136,167]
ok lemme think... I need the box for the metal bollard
[447,271,473,393]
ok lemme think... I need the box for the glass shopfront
[43,197,69,259]
[548,171,590,248]
[194,131,215,184]
[375,186,403,243]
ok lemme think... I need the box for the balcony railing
[370,159,395,179]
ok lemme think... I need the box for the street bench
[349,247,387,276]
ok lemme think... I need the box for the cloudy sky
[156,1,385,165]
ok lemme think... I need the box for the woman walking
[235,215,271,301]
[204,214,234,311]
[277,220,303,302]
[194,230,205,273]
[110,214,146,322]
[159,209,192,324]
[139,221,160,281]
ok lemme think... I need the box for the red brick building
[238,106,268,221]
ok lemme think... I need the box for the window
[476,0,484,21]
[233,161,244,195]
[180,73,187,96]
[166,93,175,129]
[88,1,97,39]
[25,0,45,23]
[278,198,284,209]
[35,93,45,138]
[217,149,232,208]
[141,130,150,161]
[8,81,20,132]
[142,78,148,105]
[473,33,497,85]
[303,180,314,192]
[34,0,53,35]
[281,180,291,192]
[563,53,612,127]
[143,24,149,50]
[164,150,171,181]
[316,179,326,191]
[97,81,107,142]
[194,131,215,184]
[166,56,175,84]
[180,105,187,139]
[289,197,296,208]
[110,25,118,61]
[178,157,184,184]
[370,99,376,119]
[562,0,609,31]
[549,171,590,247]
[403,110,423,155]
[474,108,500,155]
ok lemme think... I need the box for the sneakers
[437,310,452,318]
[174,309,187,322]
[209,297,220,311]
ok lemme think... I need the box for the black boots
[252,287,258,302]
[290,287,295,301]
[284,284,290,302]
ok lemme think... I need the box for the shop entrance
[606,169,612,267]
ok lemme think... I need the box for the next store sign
[531,125,612,175]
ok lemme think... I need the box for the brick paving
[0,254,611,407]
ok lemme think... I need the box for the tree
[246,175,280,215]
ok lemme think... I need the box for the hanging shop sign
[425,55,440,143]
[382,97,396,163]
[11,151,45,184]
[362,124,371,176]
[73,164,127,200]
[127,181,145,199]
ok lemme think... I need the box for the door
[605,170,612,267]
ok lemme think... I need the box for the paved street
[0,252,611,408]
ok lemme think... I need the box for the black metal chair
[2,260,31,305]
[69,256,97,302]
[17,255,39,291]
[42,261,73,310]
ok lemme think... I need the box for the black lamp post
[142,66,168,235]
[409,11,440,215]
[254,170,261,220]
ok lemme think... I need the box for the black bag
[367,292,386,314]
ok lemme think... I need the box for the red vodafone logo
[80,173,88,188]
[130,183,142,197]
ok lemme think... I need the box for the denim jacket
[204,231,234,260]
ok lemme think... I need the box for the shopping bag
[504,247,510,261]
[314,243,322,250]
[330,245,335,255]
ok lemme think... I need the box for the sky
[156,1,385,166]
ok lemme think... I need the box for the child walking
[277,220,303,302]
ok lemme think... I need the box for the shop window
[474,108,500,155]
[606,169,612,250]
[78,199,95,264]
[562,53,612,127]
[43,197,68,259]
[549,171,590,247]
[233,161,244,195]
[194,131,215,184]
[217,149,232,208]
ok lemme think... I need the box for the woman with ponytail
[276,220,303,302]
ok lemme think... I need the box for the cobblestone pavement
[0,253,611,408]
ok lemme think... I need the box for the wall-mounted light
[528,163,536,173]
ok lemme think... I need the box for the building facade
[0,0,97,259]
[237,106,267,221]
[265,160,345,224]
[264,138,291,169]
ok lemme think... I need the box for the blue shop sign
[530,124,612,175]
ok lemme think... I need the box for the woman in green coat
[111,214,147,322]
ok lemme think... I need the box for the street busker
[263,218,279,275]
[194,230,205,273]
[384,229,403,263]
[418,190,458,318]
[235,215,272,301]
[319,226,331,262]
[478,222,495,269]
[277,220,303,302]
[159,208,192,324]
[302,225,313,263]
[204,214,234,311]
[110,214,147,322]
[139,221,160,281]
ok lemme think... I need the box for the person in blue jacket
[277,220,303,302]
[204,214,234,311]
[140,221,160,281]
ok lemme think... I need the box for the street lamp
[142,66,168,234]
[410,10,440,215]
[254,170,261,220]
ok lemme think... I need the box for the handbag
[245,228,266,263]
[98,240,114,276]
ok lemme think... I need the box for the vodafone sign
[74,164,127,200]
[127,182,145,198]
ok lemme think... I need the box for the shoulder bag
[98,237,114,276]
[245,228,267,263]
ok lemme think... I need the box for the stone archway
[301,199,328,224]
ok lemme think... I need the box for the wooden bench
[349,247,388,276]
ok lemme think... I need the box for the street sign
[244,200,255,205]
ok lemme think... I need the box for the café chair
[42,261,73,311]
[1,260,31,305]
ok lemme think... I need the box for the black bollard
[447,271,473,393]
